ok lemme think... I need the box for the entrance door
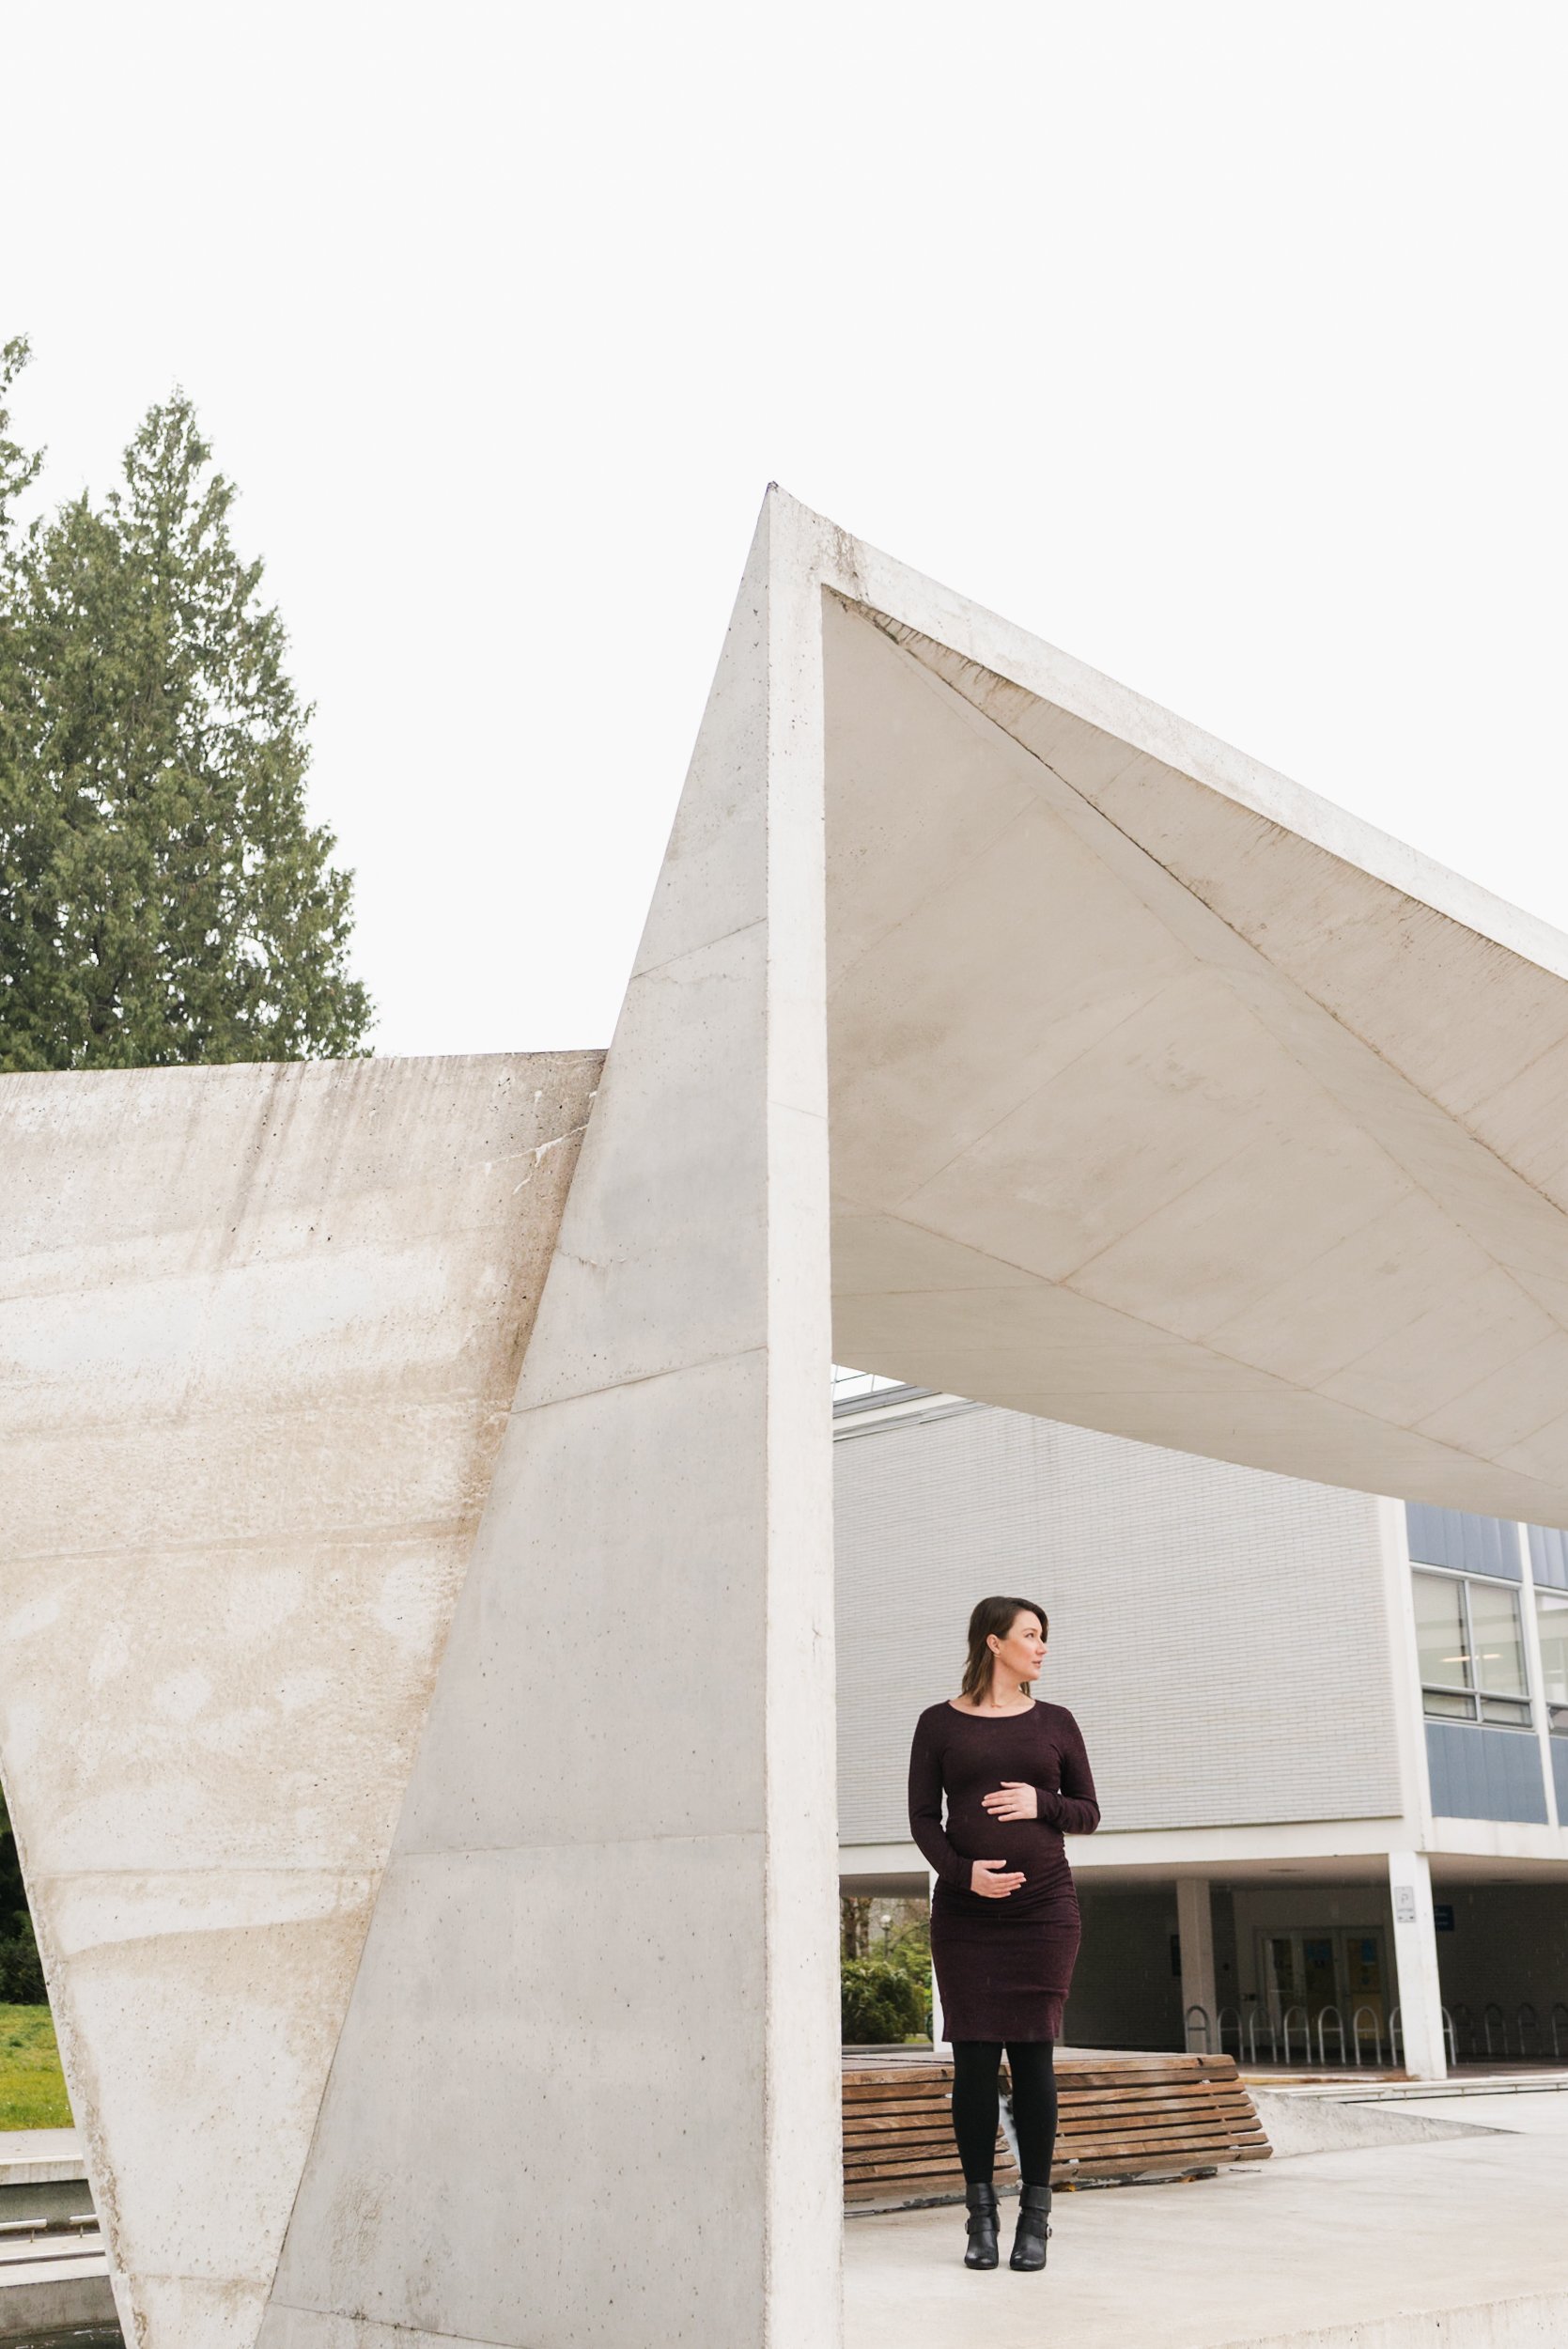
[1258,1927,1389,2056]
[1343,1929,1388,2039]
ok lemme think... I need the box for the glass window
[1537,1590,1568,1736]
[1412,1567,1533,1729]
[1414,1571,1469,1690]
[1468,1580,1528,1696]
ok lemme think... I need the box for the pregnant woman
[908,1595,1100,2273]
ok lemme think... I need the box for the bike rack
[1190,1990,1568,2070]
[1315,2004,1346,2068]
[1183,2003,1213,2055]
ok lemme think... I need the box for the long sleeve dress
[908,1699,1100,2043]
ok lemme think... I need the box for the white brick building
[834,1378,1568,2074]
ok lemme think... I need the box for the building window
[1412,1567,1532,1728]
[1536,1588,1568,1738]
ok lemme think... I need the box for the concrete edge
[1249,2087,1502,2156]
[0,2262,116,2338]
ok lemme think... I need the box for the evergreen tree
[0,342,371,1069]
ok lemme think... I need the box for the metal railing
[1187,1999,1498,2070]
[1442,2000,1567,2061]
[1191,1993,1568,2070]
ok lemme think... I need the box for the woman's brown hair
[959,1595,1049,1704]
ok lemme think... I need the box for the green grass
[0,2003,73,2129]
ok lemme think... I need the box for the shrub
[841,1954,928,2045]
[0,1921,45,2004]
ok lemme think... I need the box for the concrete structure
[0,1055,599,2348]
[8,490,1568,2345]
[0,2123,93,2223]
[833,1383,1568,2082]
[0,2125,116,2336]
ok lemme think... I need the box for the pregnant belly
[946,1807,1072,1892]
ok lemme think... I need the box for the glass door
[1258,1927,1389,2048]
[1262,1932,1301,2019]
[1343,1929,1388,2035]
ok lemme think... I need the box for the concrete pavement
[844,2089,1568,2348]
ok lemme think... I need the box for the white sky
[5,3,1565,1057]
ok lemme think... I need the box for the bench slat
[841,2048,1269,2209]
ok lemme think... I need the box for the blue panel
[1406,1504,1520,1580]
[1425,1720,1548,1822]
[1528,1525,1568,1592]
[1554,1740,1568,1822]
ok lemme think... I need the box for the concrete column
[1375,1495,1436,1841]
[1517,1526,1561,1828]
[1389,1850,1448,2080]
[1176,1877,1218,2051]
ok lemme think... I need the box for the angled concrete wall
[256,497,841,2349]
[0,1052,599,2349]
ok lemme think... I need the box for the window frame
[1533,1585,1568,1739]
[1411,1562,1534,1731]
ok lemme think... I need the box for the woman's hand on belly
[981,1781,1039,1823]
[970,1859,1027,1897]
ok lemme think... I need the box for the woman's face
[990,1610,1047,1687]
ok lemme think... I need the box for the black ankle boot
[963,2182,1000,2268]
[1010,2181,1051,2271]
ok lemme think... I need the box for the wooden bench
[843,2049,1269,2209]
[1053,2052,1271,2183]
[844,2050,1017,2206]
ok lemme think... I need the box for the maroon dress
[908,1700,1100,2042]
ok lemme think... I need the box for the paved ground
[844,2089,1568,2348]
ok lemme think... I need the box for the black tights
[951,2040,1057,2187]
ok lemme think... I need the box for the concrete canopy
[823,566,1568,1523]
[8,489,1568,2349]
